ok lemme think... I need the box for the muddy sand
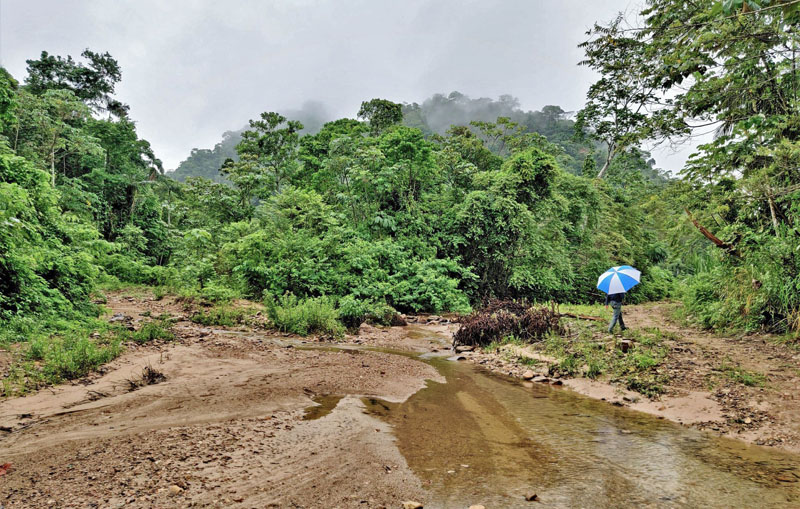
[0,295,447,508]
[1,294,799,508]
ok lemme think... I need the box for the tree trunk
[50,148,56,187]
[767,191,780,235]
[596,143,615,179]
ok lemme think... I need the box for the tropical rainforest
[1,0,799,394]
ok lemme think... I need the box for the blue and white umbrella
[597,265,641,294]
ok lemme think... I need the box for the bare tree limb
[684,208,740,257]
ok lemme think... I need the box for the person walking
[597,265,640,334]
[605,292,627,333]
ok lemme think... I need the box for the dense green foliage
[0,49,674,337]
[2,0,798,393]
[580,0,800,334]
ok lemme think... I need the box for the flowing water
[360,355,800,508]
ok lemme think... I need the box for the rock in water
[402,502,424,509]
[522,370,535,380]
[455,345,474,353]
[532,376,549,383]
[525,491,538,501]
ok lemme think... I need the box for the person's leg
[618,308,626,331]
[608,304,620,332]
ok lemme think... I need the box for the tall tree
[576,15,686,178]
[25,49,128,117]
[358,98,403,135]
[224,112,303,204]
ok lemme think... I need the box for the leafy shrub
[200,282,240,303]
[265,293,344,337]
[389,258,472,313]
[335,294,401,330]
[337,295,369,331]
[628,265,674,303]
[365,301,399,326]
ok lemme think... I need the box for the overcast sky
[1,0,694,171]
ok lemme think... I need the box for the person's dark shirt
[605,293,625,305]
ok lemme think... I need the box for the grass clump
[719,360,767,387]
[542,322,670,398]
[129,320,175,344]
[265,293,344,338]
[3,329,123,397]
[190,306,256,327]
[25,334,122,381]
[558,303,612,320]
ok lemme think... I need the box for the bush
[365,301,398,326]
[337,295,369,331]
[627,265,674,303]
[336,296,401,329]
[265,293,344,337]
[389,258,472,313]
[200,282,240,303]
[130,320,175,344]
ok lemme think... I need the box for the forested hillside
[1,0,799,395]
[171,91,667,181]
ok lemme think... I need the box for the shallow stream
[304,342,800,507]
[375,356,800,507]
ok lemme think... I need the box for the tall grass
[264,293,344,337]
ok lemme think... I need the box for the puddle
[302,395,344,421]
[364,355,800,508]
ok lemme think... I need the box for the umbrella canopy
[597,265,641,294]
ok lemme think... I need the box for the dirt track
[0,295,446,508]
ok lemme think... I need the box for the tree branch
[684,208,740,257]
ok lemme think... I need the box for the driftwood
[453,301,563,347]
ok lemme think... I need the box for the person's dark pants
[608,301,626,333]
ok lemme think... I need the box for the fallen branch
[684,208,740,257]
[558,312,604,322]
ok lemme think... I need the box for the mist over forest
[171,91,667,184]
